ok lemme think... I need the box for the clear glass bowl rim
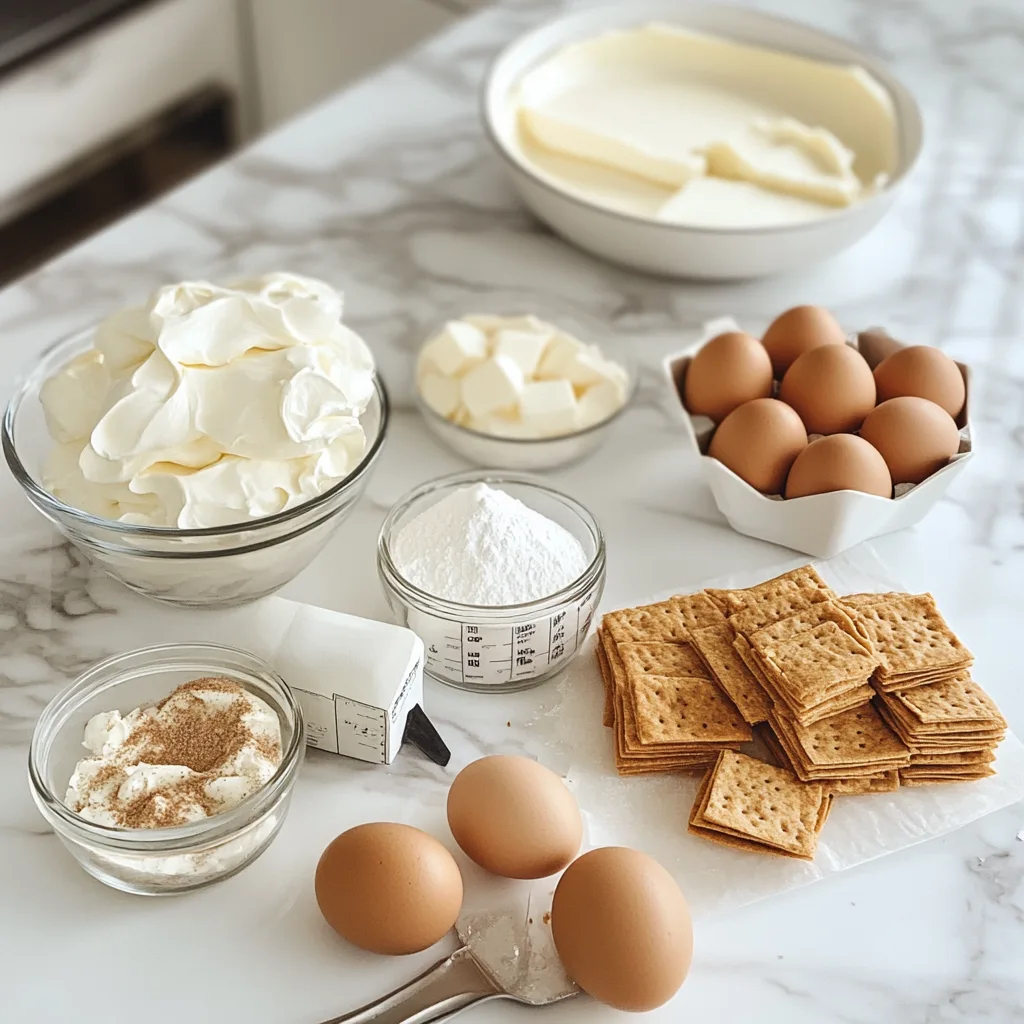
[414,345,638,445]
[377,468,606,618]
[28,641,305,849]
[3,326,391,540]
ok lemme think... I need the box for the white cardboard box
[663,318,973,558]
[242,598,424,765]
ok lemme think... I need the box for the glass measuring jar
[377,470,606,693]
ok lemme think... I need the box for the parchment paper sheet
[537,546,1024,918]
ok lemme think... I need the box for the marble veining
[0,0,1022,1021]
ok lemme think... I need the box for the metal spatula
[319,909,578,1024]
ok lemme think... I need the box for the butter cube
[536,331,585,380]
[419,373,461,419]
[519,379,578,436]
[562,346,629,390]
[494,328,551,377]
[420,320,488,377]
[461,354,524,418]
[577,380,625,428]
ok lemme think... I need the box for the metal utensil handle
[318,946,502,1024]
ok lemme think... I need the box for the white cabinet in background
[246,0,457,128]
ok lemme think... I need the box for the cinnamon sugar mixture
[65,677,283,829]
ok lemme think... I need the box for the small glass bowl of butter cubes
[415,313,634,470]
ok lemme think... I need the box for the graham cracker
[909,750,996,766]
[596,630,614,728]
[617,641,710,681]
[721,566,835,637]
[736,638,869,726]
[788,686,877,726]
[855,593,972,679]
[690,623,773,725]
[617,758,713,777]
[603,593,721,645]
[892,674,1005,728]
[688,750,828,860]
[874,699,1004,752]
[749,638,873,706]
[876,695,1001,737]
[770,704,911,770]
[899,766,996,785]
[758,621,881,701]
[826,772,900,795]
[630,674,752,746]
[841,592,898,609]
[704,589,731,613]
[672,592,727,634]
[749,600,873,655]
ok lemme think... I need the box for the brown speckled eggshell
[708,398,808,494]
[682,331,773,423]
[760,305,846,376]
[859,397,961,485]
[785,434,892,499]
[779,344,876,435]
[447,755,582,880]
[872,345,966,419]
[315,823,463,955]
[551,847,693,1012]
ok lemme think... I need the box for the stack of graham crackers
[596,565,1009,860]
[873,673,1005,785]
[596,594,752,775]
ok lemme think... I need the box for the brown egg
[551,847,693,1012]
[780,344,876,434]
[315,823,463,955]
[682,330,773,423]
[785,434,892,499]
[859,396,961,485]
[708,398,808,494]
[873,345,966,419]
[447,755,582,880]
[760,305,846,376]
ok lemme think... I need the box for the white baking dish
[482,1,923,280]
[663,320,973,557]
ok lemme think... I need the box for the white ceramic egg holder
[663,317,973,557]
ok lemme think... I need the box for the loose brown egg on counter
[859,396,961,485]
[315,823,463,955]
[779,344,876,434]
[760,305,846,376]
[785,434,892,499]
[551,847,693,1012]
[447,755,582,879]
[708,398,808,494]
[682,330,773,423]
[873,345,966,419]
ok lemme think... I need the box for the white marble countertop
[2,1,1023,1021]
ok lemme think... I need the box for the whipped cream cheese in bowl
[28,643,304,895]
[3,273,389,606]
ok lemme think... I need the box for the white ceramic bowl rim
[378,468,606,615]
[28,642,305,847]
[482,1,924,237]
[2,327,391,540]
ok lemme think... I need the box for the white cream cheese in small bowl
[415,314,633,470]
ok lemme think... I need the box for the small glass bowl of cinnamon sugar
[28,643,304,895]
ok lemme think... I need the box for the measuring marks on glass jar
[411,585,599,688]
